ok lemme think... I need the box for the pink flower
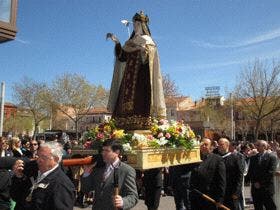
[97,133,104,140]
[165,133,171,139]
[158,132,164,138]
[147,135,154,140]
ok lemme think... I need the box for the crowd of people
[1,135,280,210]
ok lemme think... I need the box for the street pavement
[74,185,255,210]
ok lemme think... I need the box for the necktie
[103,165,113,181]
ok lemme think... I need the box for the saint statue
[107,11,166,131]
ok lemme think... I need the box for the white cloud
[15,38,30,44]
[173,49,280,71]
[192,27,280,49]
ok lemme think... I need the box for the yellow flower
[151,125,159,135]
[104,125,112,133]
[189,129,195,139]
[113,129,125,139]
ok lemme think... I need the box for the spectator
[0,137,13,210]
[0,137,13,157]
[11,141,75,210]
[11,137,23,158]
[247,140,277,210]
[25,139,39,159]
[274,148,280,209]
[21,139,30,155]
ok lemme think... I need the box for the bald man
[247,140,277,210]
[190,138,226,210]
[218,138,243,210]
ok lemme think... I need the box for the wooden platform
[125,147,201,170]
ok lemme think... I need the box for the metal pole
[230,93,234,141]
[0,82,5,137]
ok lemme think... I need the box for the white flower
[132,133,147,142]
[123,143,132,152]
[156,137,168,146]
[158,124,169,131]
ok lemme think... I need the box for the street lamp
[0,0,18,43]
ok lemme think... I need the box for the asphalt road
[74,186,255,210]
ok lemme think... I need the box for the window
[170,109,175,117]
[0,0,11,23]
[0,0,18,43]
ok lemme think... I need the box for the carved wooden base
[125,147,201,170]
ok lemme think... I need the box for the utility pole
[230,93,235,141]
[0,82,5,137]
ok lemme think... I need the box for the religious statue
[107,11,166,131]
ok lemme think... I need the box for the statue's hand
[106,33,119,44]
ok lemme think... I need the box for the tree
[51,73,108,140]
[3,114,33,135]
[13,77,50,135]
[162,73,180,97]
[235,60,280,140]
[199,100,232,137]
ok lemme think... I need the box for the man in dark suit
[190,138,226,210]
[11,141,75,210]
[81,139,138,210]
[0,160,12,210]
[218,138,243,210]
[143,168,162,210]
[0,137,14,209]
[247,140,277,210]
[170,163,198,210]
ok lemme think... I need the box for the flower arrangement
[83,119,198,152]
[148,119,197,150]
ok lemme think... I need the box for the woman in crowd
[11,137,23,158]
[0,137,13,157]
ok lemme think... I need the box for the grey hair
[40,141,64,162]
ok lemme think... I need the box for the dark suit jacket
[12,149,23,158]
[81,161,138,210]
[10,166,75,210]
[221,152,243,198]
[190,153,226,203]
[247,152,277,194]
[0,156,16,206]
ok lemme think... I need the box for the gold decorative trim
[114,115,152,130]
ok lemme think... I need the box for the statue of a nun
[107,11,166,131]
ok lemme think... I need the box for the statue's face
[133,21,143,35]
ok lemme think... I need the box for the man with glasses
[11,141,75,210]
[247,140,277,210]
[25,140,39,159]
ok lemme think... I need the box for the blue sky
[1,0,280,103]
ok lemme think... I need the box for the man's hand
[254,182,261,189]
[13,159,24,178]
[232,194,238,200]
[216,202,222,208]
[114,195,123,208]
